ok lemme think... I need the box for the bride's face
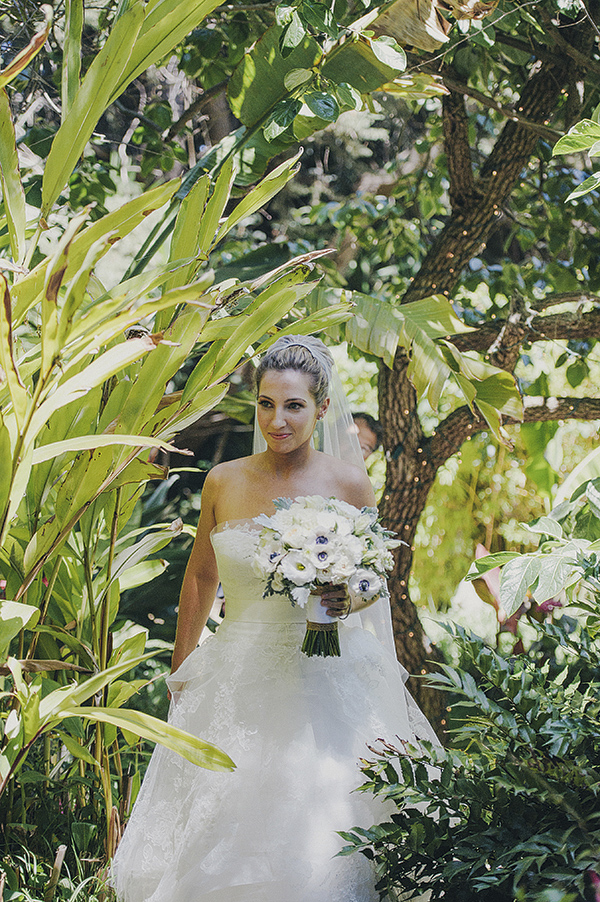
[257,368,328,454]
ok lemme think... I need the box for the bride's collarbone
[216,483,337,523]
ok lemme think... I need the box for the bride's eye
[287,402,304,410]
[258,399,272,408]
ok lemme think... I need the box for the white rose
[328,554,358,582]
[281,525,313,548]
[301,495,326,511]
[343,535,364,565]
[330,499,360,519]
[353,512,374,535]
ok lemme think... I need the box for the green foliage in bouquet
[340,477,600,902]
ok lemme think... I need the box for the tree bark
[378,16,599,737]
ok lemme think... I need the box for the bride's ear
[317,398,330,419]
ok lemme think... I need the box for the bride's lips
[270,432,292,440]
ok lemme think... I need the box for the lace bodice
[211,522,306,625]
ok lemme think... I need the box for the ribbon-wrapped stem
[301,594,341,657]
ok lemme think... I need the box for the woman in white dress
[111,335,437,902]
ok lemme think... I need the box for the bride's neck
[263,444,314,480]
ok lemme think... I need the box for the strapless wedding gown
[111,520,436,902]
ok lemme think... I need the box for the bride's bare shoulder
[204,455,262,488]
[320,453,376,506]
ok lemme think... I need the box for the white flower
[280,551,317,586]
[271,571,285,592]
[343,535,365,565]
[353,512,375,535]
[348,569,383,600]
[308,543,334,570]
[301,495,326,511]
[327,554,358,582]
[330,498,360,520]
[281,525,315,548]
[253,543,284,576]
[314,511,353,535]
[291,585,311,607]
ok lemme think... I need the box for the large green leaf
[41,210,89,378]
[65,283,215,366]
[0,89,26,263]
[13,180,180,324]
[163,175,210,296]
[108,0,227,104]
[196,158,236,257]
[62,706,235,771]
[0,601,40,662]
[27,334,163,450]
[228,26,321,127]
[182,265,316,399]
[114,306,212,439]
[0,412,11,525]
[553,119,600,155]
[0,7,52,88]
[343,292,522,441]
[42,3,145,216]
[215,151,302,245]
[31,433,189,466]
[61,0,84,119]
[0,275,28,429]
[150,382,229,439]
[101,519,182,594]
[37,654,156,720]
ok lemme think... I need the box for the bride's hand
[314,584,351,619]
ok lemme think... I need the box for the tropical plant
[0,0,351,869]
[340,475,600,901]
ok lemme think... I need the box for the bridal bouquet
[252,496,401,657]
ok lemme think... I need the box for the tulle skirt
[110,618,427,902]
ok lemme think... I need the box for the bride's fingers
[319,587,350,617]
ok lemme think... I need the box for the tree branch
[442,78,478,212]
[451,306,600,354]
[532,291,600,310]
[431,396,600,468]
[493,31,556,64]
[537,5,600,79]
[437,70,562,142]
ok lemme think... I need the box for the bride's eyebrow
[258,394,307,403]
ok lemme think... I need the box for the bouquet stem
[302,621,340,657]
[301,594,340,657]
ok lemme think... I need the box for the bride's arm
[171,471,220,673]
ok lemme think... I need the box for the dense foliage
[342,476,600,900]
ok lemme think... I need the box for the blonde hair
[255,335,333,407]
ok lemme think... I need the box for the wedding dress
[111,515,436,902]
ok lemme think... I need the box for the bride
[111,335,437,902]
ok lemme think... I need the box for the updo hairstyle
[255,335,333,408]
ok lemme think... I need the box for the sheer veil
[251,335,407,681]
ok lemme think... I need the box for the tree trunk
[379,16,597,736]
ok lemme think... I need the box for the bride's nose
[272,406,287,427]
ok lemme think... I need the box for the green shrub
[342,479,600,901]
